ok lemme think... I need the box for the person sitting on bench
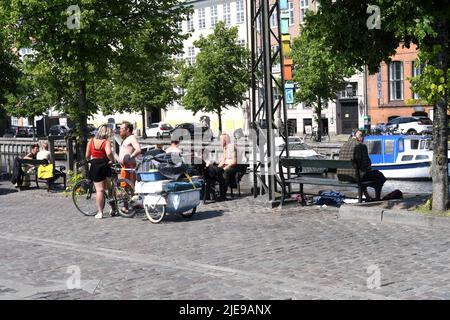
[37,141,52,162]
[24,144,39,160]
[337,129,386,201]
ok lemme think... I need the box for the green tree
[306,0,449,212]
[94,29,183,138]
[291,25,354,141]
[0,6,20,109]
[177,21,251,132]
[3,58,52,139]
[4,0,189,162]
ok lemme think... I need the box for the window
[198,8,206,29]
[211,5,218,28]
[187,13,194,32]
[288,2,295,25]
[237,39,246,47]
[175,50,184,62]
[176,20,183,32]
[300,0,309,24]
[415,155,429,160]
[401,155,413,161]
[236,0,245,24]
[270,9,278,28]
[412,61,422,99]
[187,46,195,65]
[398,139,404,152]
[410,139,419,149]
[224,3,231,26]
[389,61,403,101]
[385,140,394,154]
[367,140,382,155]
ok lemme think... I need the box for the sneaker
[94,212,103,219]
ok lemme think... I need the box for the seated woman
[37,141,52,162]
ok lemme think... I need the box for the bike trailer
[142,179,204,214]
[134,180,171,194]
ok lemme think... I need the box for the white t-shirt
[37,150,51,161]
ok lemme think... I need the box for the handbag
[38,163,54,179]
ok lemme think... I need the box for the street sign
[285,88,294,104]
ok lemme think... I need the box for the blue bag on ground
[314,190,345,206]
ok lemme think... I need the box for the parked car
[146,122,173,138]
[25,126,36,137]
[373,123,387,133]
[48,124,71,136]
[2,125,31,138]
[385,116,433,135]
[247,138,327,174]
[170,123,214,141]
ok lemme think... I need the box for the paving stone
[0,180,449,299]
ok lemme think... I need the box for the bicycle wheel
[144,204,166,223]
[72,179,97,216]
[113,179,137,218]
[180,206,196,218]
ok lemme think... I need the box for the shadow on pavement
[162,210,225,223]
[0,187,19,196]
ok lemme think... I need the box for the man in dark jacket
[337,130,386,201]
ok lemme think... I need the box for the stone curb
[338,205,450,229]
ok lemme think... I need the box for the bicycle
[309,127,330,142]
[71,160,137,218]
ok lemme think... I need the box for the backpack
[382,189,403,201]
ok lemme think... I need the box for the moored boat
[364,135,450,179]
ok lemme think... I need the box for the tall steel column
[250,0,289,204]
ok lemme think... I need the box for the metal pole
[262,0,276,202]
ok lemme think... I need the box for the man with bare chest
[116,121,141,187]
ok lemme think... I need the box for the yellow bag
[38,164,54,179]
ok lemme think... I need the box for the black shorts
[89,158,111,182]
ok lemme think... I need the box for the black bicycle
[71,161,137,218]
[308,126,330,142]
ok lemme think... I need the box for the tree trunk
[31,116,36,141]
[141,107,147,139]
[316,97,322,142]
[431,19,449,212]
[217,107,222,133]
[78,80,88,176]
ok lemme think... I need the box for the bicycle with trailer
[133,153,204,223]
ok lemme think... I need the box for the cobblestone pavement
[0,180,449,300]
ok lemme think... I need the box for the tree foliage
[307,0,449,211]
[2,0,189,161]
[177,21,251,132]
[0,5,20,109]
[291,23,354,140]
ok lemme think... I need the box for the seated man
[337,129,386,201]
[146,143,166,157]
[165,139,182,154]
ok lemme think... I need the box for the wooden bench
[279,157,374,206]
[19,159,67,191]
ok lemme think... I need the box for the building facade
[367,43,431,126]
[162,0,251,136]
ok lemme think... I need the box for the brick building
[367,43,432,126]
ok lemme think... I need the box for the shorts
[120,163,136,187]
[90,158,111,182]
